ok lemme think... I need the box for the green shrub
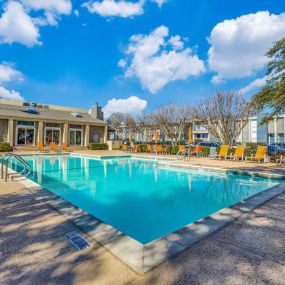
[0,142,12,152]
[140,144,147,152]
[170,146,179,155]
[88,143,108,150]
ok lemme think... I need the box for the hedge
[88,143,108,150]
[0,142,12,152]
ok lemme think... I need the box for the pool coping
[10,159,285,274]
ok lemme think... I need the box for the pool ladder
[0,153,32,182]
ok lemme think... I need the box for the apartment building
[193,113,285,144]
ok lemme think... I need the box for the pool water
[10,155,281,244]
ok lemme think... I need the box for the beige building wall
[0,119,8,142]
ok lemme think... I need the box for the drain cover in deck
[66,231,91,250]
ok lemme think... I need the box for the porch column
[85,125,90,147]
[37,121,44,144]
[63,123,68,145]
[274,117,277,143]
[104,125,108,143]
[7,119,14,146]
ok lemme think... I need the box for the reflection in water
[36,156,42,184]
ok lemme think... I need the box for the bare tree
[197,91,254,146]
[148,104,196,145]
[107,113,136,140]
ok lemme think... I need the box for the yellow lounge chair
[50,142,60,152]
[178,145,186,153]
[37,142,49,153]
[62,143,73,152]
[134,144,141,152]
[230,145,245,161]
[246,146,268,163]
[156,145,163,154]
[192,145,203,157]
[147,144,153,153]
[176,145,188,159]
[163,145,170,154]
[121,144,128,152]
[216,145,229,160]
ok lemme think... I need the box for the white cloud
[74,9,79,17]
[208,11,285,83]
[152,0,167,8]
[0,0,72,47]
[168,35,184,50]
[120,25,205,93]
[103,96,147,117]
[0,86,24,101]
[0,1,40,47]
[0,62,24,101]
[20,0,72,25]
[0,63,22,84]
[118,59,127,68]
[239,76,267,94]
[82,0,144,18]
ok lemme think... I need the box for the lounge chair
[176,145,189,160]
[50,142,60,152]
[229,145,245,161]
[156,145,163,154]
[163,145,170,154]
[121,144,128,152]
[191,145,203,157]
[147,144,153,153]
[37,142,49,153]
[246,146,268,163]
[215,145,229,160]
[62,143,73,152]
[177,145,186,155]
[134,144,141,153]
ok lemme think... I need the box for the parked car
[198,141,221,148]
[267,144,285,152]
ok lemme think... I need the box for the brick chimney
[90,102,104,120]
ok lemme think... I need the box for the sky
[0,0,284,118]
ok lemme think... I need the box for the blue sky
[0,0,284,117]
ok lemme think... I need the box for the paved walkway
[1,178,284,285]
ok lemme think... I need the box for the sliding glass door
[45,123,61,145]
[16,121,35,145]
[69,125,83,146]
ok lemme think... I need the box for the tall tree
[148,104,196,145]
[251,37,285,123]
[197,91,253,146]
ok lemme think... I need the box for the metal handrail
[0,153,32,181]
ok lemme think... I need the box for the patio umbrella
[188,127,193,145]
[129,131,133,143]
[155,129,159,144]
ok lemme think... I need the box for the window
[278,133,284,143]
[250,120,257,142]
[69,125,83,146]
[45,123,61,145]
[16,121,35,145]
[268,134,275,144]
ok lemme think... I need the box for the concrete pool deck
[1,150,285,284]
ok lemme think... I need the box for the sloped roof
[0,103,107,125]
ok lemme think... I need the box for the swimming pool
[10,154,281,244]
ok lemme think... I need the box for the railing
[0,153,32,182]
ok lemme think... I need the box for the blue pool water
[10,155,281,244]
